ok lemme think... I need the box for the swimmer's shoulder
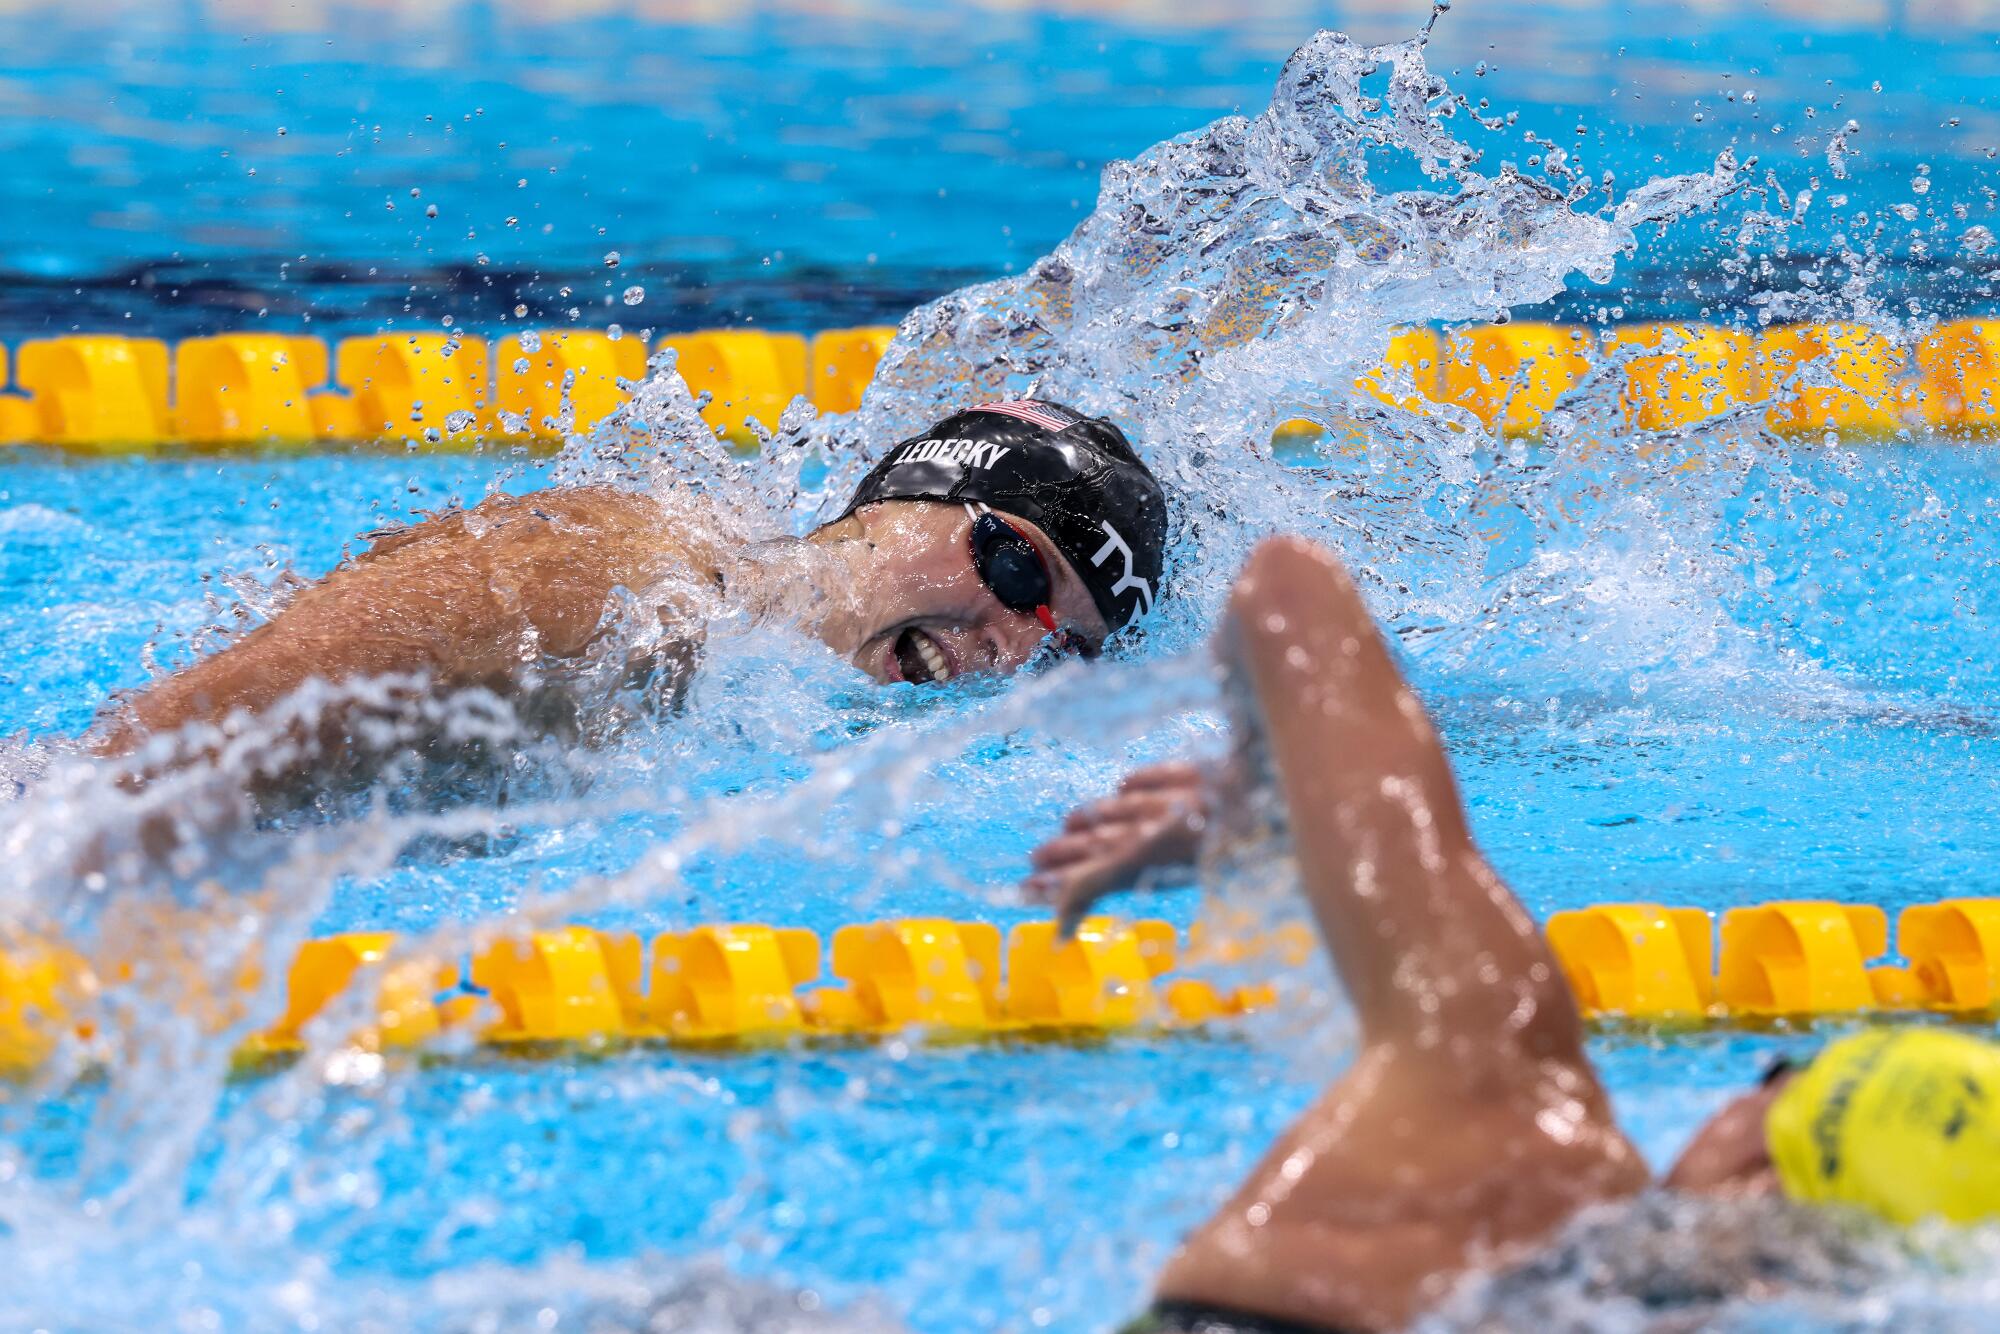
[1158,1059,1646,1330]
[461,484,676,545]
[352,485,679,565]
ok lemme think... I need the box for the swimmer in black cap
[808,399,1168,684]
[87,399,1168,773]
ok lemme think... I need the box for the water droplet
[622,285,645,306]
[603,251,621,269]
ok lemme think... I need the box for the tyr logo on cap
[1089,520,1154,622]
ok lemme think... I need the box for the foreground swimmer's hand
[1023,760,1210,933]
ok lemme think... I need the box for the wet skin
[90,486,1106,765]
[1026,537,1781,1331]
[809,498,1108,686]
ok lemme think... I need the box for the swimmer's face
[1663,1071,1795,1196]
[838,501,1109,685]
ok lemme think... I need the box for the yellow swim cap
[1767,1028,2000,1226]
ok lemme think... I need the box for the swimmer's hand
[1023,761,1210,935]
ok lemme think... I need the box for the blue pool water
[2,3,2000,1332]
[4,0,1999,337]
[1,432,1995,1330]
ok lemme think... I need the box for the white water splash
[0,23,1992,1334]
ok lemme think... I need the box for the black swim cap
[839,400,1168,633]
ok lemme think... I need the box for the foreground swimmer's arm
[88,487,708,766]
[1093,538,1645,1331]
[1211,537,1577,1054]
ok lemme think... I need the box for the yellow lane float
[807,325,897,415]
[1437,322,1594,436]
[5,899,2000,1074]
[1757,322,1906,437]
[1,319,1995,452]
[333,334,490,446]
[658,329,808,440]
[493,330,649,443]
[174,334,331,447]
[13,335,172,450]
[1549,897,2000,1021]
[1605,322,1759,432]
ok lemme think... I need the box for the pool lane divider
[0,326,894,453]
[3,898,2000,1073]
[2,319,1999,453]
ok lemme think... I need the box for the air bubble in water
[519,331,541,353]
[622,285,645,306]
[444,410,477,432]
[603,251,621,269]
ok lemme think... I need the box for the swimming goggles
[966,506,1097,657]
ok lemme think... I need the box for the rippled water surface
[2,4,2000,1332]
[4,0,1999,334]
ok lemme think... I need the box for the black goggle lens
[969,513,1052,613]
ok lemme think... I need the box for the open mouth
[892,626,952,685]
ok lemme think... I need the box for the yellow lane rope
[3,320,1997,452]
[3,898,1998,1072]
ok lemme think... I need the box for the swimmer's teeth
[918,637,950,683]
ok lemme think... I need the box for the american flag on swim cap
[972,399,1079,433]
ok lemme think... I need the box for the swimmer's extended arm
[90,487,696,762]
[1220,537,1584,1062]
